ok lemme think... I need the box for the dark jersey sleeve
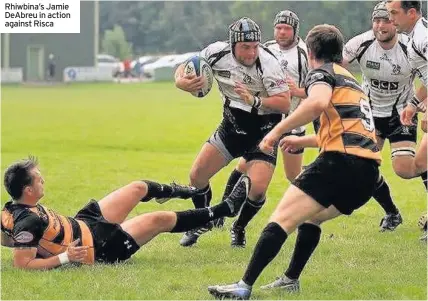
[304,68,335,96]
[12,213,44,248]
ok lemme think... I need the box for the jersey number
[359,99,375,132]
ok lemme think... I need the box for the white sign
[1,68,23,83]
[0,0,80,33]
[63,67,114,83]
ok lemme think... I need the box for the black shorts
[292,152,380,215]
[75,200,140,264]
[374,111,417,144]
[208,111,281,165]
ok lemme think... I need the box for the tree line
[99,1,425,59]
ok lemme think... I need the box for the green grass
[1,82,426,300]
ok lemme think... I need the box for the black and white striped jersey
[264,38,309,111]
[408,17,427,87]
[264,38,308,89]
[343,30,414,117]
[199,41,289,116]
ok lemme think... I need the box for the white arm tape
[58,252,70,265]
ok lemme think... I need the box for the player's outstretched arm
[13,239,88,270]
[259,84,331,154]
[401,86,427,125]
[258,91,290,113]
[13,247,63,270]
[279,134,318,153]
[272,84,331,137]
[234,82,290,114]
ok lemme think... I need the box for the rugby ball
[183,56,214,98]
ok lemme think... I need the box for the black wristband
[253,96,262,109]
[410,96,421,108]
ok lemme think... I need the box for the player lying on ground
[1,156,250,270]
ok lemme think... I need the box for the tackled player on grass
[1,156,251,269]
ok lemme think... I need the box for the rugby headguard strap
[274,10,300,41]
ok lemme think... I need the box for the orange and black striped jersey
[1,201,94,264]
[305,63,382,163]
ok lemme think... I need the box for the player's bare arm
[13,239,88,270]
[401,85,427,125]
[234,82,290,113]
[259,84,332,153]
[279,134,318,153]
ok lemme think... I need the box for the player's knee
[150,211,176,229]
[285,170,299,183]
[189,166,207,188]
[393,167,414,179]
[130,181,148,198]
[391,148,416,179]
[392,160,415,179]
[248,181,267,201]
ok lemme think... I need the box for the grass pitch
[1,82,426,300]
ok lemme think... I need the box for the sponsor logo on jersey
[309,72,325,82]
[380,53,392,63]
[243,73,252,84]
[370,79,399,90]
[276,79,286,86]
[218,70,231,78]
[366,60,380,70]
[269,78,287,88]
[14,231,34,243]
[281,60,288,70]
[392,64,402,75]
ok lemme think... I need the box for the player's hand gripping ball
[183,56,214,98]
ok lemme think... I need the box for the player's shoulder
[203,41,231,56]
[397,33,410,45]
[296,37,308,52]
[347,30,375,47]
[414,18,427,39]
[411,18,427,45]
[2,202,43,230]
[305,64,335,86]
[312,63,335,76]
[2,201,32,217]
[263,39,278,49]
[258,44,280,64]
